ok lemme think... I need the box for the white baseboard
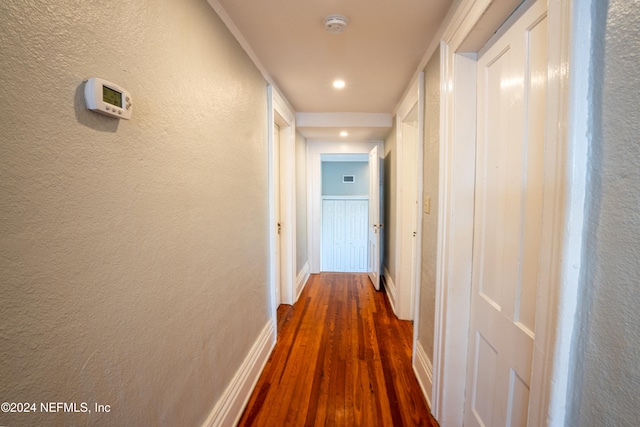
[413,339,433,409]
[382,266,398,316]
[202,318,276,427]
[295,261,310,302]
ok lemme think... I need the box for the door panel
[464,1,547,426]
[517,15,547,335]
[321,200,334,271]
[368,146,381,289]
[322,199,368,272]
[333,200,346,271]
[346,200,368,271]
[274,123,281,305]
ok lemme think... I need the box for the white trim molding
[321,195,369,201]
[394,72,425,322]
[382,266,398,315]
[268,86,298,318]
[432,46,476,427]
[201,319,276,427]
[529,0,593,425]
[295,261,311,301]
[413,340,434,409]
[295,112,392,129]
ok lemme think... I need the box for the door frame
[308,141,383,274]
[368,146,382,290]
[268,86,296,319]
[394,72,425,321]
[433,0,591,425]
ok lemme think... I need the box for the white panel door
[367,146,381,289]
[332,200,346,271]
[273,123,281,305]
[346,200,368,271]
[321,200,336,271]
[464,2,548,426]
[400,108,419,319]
[322,199,368,272]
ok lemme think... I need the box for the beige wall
[570,0,640,424]
[295,131,308,274]
[417,47,440,362]
[0,1,269,425]
[383,122,397,280]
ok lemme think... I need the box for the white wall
[569,1,640,425]
[0,1,270,425]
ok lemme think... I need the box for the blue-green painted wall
[322,161,369,196]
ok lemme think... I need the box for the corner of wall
[295,261,311,302]
[382,265,398,316]
[413,339,434,409]
[201,318,276,427]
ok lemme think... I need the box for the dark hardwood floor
[238,273,439,426]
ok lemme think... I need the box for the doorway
[274,122,282,305]
[268,86,296,321]
[463,1,548,425]
[307,141,384,281]
[320,159,369,272]
[433,0,579,424]
[393,72,424,321]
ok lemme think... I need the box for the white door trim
[530,0,593,424]
[433,0,589,426]
[307,140,383,274]
[395,72,424,321]
[268,86,297,318]
[367,146,382,290]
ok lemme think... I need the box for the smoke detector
[324,15,348,34]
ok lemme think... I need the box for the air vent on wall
[343,175,355,183]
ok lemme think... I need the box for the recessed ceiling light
[333,80,346,89]
[340,131,349,137]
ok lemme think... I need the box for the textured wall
[0,1,269,426]
[321,162,369,196]
[570,0,640,425]
[417,48,440,362]
[295,131,308,274]
[383,123,397,280]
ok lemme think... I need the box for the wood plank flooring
[238,273,438,427]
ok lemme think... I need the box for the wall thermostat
[84,77,132,120]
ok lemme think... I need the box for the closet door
[345,200,368,271]
[322,199,368,272]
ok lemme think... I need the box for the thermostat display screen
[85,77,132,119]
[103,86,122,107]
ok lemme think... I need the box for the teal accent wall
[321,161,369,196]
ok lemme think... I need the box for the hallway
[238,273,437,426]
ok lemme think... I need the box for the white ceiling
[208,0,455,142]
